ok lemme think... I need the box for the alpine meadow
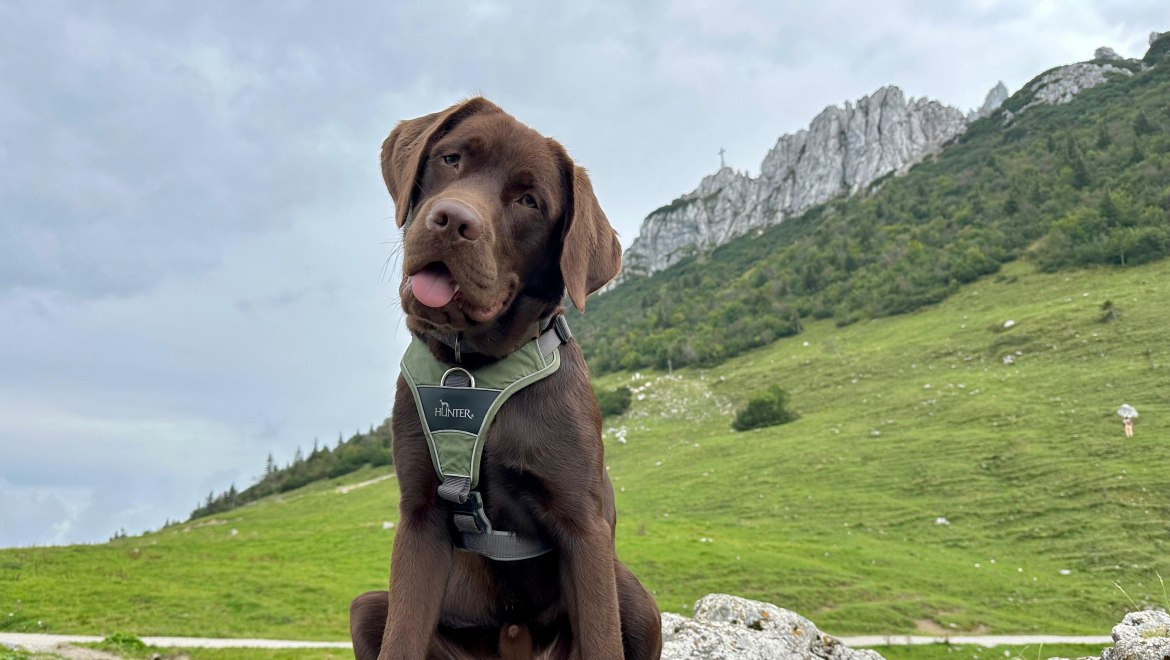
[3,27,1170,656]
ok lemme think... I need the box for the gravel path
[0,632,351,652]
[838,634,1113,647]
[2,631,1113,653]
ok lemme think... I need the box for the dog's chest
[474,392,575,522]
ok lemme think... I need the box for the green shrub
[732,385,797,431]
[595,386,632,418]
[97,632,146,653]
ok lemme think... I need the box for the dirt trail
[838,633,1112,647]
[0,632,351,653]
[335,472,395,494]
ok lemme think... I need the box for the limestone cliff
[623,85,970,278]
[622,48,1139,280]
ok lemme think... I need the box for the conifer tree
[1065,135,1090,189]
[1096,123,1112,149]
[1134,110,1156,136]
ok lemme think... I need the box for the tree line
[189,420,392,520]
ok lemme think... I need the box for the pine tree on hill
[189,419,394,521]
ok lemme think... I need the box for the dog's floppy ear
[381,97,500,228]
[561,165,622,312]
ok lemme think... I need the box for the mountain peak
[622,87,966,278]
[969,81,1009,120]
[1095,46,1123,61]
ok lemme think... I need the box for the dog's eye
[520,194,538,209]
[441,154,461,167]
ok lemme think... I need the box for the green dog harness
[400,315,572,561]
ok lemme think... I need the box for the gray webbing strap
[427,314,570,364]
[457,531,552,561]
[537,315,572,358]
[444,491,553,560]
[438,475,472,504]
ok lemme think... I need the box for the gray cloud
[1,0,1164,546]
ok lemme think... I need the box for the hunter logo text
[435,399,475,420]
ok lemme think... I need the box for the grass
[868,644,1108,660]
[0,468,396,639]
[81,641,351,659]
[164,652,349,660]
[590,258,1170,635]
[1,259,1169,641]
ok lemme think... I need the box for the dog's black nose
[426,199,482,241]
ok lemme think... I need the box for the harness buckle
[448,490,493,534]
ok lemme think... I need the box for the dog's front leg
[561,516,624,658]
[379,505,453,660]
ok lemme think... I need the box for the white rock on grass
[1102,610,1170,660]
[661,594,884,660]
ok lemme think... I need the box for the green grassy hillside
[574,36,1170,374]
[2,258,1168,640]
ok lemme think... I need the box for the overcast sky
[0,1,1163,547]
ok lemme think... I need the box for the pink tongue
[411,269,457,308]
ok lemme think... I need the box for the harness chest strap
[399,315,572,561]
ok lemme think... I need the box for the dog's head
[382,98,621,351]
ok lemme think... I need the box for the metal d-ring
[440,366,475,388]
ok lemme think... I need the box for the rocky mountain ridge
[621,47,1144,280]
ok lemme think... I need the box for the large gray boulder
[1021,62,1133,109]
[1101,610,1170,660]
[1095,47,1123,61]
[661,594,884,660]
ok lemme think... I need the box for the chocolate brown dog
[349,98,662,659]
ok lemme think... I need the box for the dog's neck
[410,294,562,368]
